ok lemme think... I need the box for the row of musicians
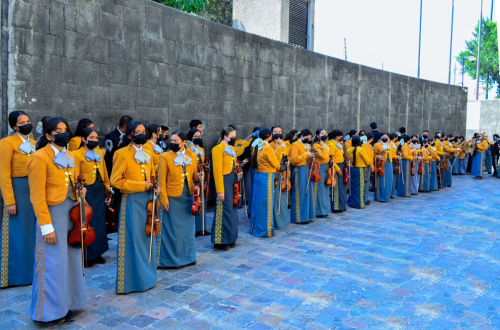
[0,112,210,322]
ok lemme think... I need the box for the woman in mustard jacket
[211,127,241,251]
[289,129,315,223]
[187,128,210,236]
[313,128,335,217]
[110,121,159,294]
[73,127,111,266]
[0,111,37,288]
[28,116,86,323]
[471,133,489,179]
[373,132,393,202]
[328,130,347,212]
[397,135,414,197]
[270,125,289,230]
[158,131,200,268]
[68,118,93,151]
[346,136,371,209]
[249,128,281,238]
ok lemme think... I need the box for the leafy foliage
[456,19,499,98]
[154,0,233,26]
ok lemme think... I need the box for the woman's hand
[145,181,152,190]
[43,232,56,245]
[337,171,343,177]
[6,204,16,216]
[218,193,225,201]
[154,187,160,194]
[76,186,87,199]
[236,172,243,179]
[306,152,314,158]
[161,204,169,211]
[198,173,203,181]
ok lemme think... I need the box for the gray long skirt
[211,173,238,245]
[410,161,421,195]
[364,167,371,204]
[30,197,86,322]
[159,183,196,267]
[273,177,288,230]
[331,163,347,211]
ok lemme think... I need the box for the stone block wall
[466,100,500,140]
[3,0,467,151]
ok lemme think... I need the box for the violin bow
[200,159,205,236]
[305,149,316,195]
[278,153,284,216]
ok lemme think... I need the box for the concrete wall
[4,0,467,150]
[466,100,500,140]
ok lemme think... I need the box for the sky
[314,0,495,100]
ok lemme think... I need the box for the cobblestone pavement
[1,175,500,329]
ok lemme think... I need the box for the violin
[203,157,210,201]
[233,162,242,208]
[306,149,320,195]
[276,154,290,216]
[343,158,349,185]
[418,150,423,175]
[105,190,117,234]
[146,176,161,262]
[68,175,95,276]
[376,150,386,177]
[325,155,337,187]
[191,163,203,217]
[410,149,416,176]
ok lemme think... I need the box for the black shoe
[214,244,229,251]
[390,196,395,199]
[185,261,197,266]
[84,260,95,268]
[229,243,236,247]
[93,256,105,264]
[65,310,75,322]
[488,172,492,174]
[365,201,371,205]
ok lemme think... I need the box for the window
[289,0,309,49]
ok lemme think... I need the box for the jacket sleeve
[110,152,147,193]
[100,150,111,192]
[403,145,414,160]
[212,146,224,194]
[266,147,281,171]
[27,153,52,227]
[359,148,372,167]
[0,139,16,206]
[313,143,328,161]
[158,154,169,206]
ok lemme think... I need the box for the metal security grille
[289,0,309,49]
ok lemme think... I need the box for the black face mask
[228,137,236,146]
[17,123,32,135]
[381,138,388,143]
[52,132,70,147]
[302,138,311,144]
[157,134,163,142]
[320,136,327,141]
[412,140,418,144]
[273,134,282,140]
[86,141,99,150]
[132,133,147,145]
[170,143,180,152]
[193,138,203,146]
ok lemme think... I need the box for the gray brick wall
[4,0,467,151]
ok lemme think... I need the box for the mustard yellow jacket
[212,142,236,194]
[0,134,36,206]
[73,147,110,192]
[27,145,80,226]
[110,145,155,194]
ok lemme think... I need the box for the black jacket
[371,129,382,145]
[103,128,122,174]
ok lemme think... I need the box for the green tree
[457,18,499,99]
[154,0,233,26]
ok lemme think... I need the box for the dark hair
[366,132,374,140]
[190,119,202,129]
[421,138,428,146]
[411,134,418,140]
[348,130,357,137]
[81,127,96,141]
[187,128,201,141]
[220,127,235,141]
[330,130,343,140]
[147,124,161,140]
[423,130,429,133]
[36,116,72,150]
[300,129,312,138]
[74,118,93,137]
[271,125,281,131]
[228,124,237,130]
[118,120,145,148]
[253,127,260,133]
[172,130,187,142]
[351,136,361,166]
[359,130,366,137]
[119,116,133,128]
[251,128,272,169]
[399,127,406,134]
[161,125,169,131]
[370,122,377,129]
[8,111,28,129]
[285,130,298,142]
[390,133,398,140]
